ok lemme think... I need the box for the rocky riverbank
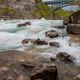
[0,19,79,80]
[0,0,36,19]
[0,50,80,80]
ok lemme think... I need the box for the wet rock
[67,24,80,35]
[68,10,80,24]
[0,71,5,80]
[17,21,31,27]
[45,30,59,38]
[73,74,80,80]
[17,75,29,80]
[22,39,29,44]
[21,63,36,69]
[63,20,68,25]
[22,38,48,45]
[56,52,75,63]
[50,57,56,62]
[22,38,35,46]
[0,66,9,71]
[22,39,33,45]
[33,39,48,45]
[49,42,60,47]
[56,26,65,29]
[31,63,58,80]
[3,76,14,80]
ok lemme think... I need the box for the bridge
[43,0,75,9]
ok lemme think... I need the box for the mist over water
[0,18,80,65]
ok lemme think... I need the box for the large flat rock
[67,24,80,35]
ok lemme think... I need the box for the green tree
[1,7,16,17]
[32,2,53,19]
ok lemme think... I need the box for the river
[0,18,80,65]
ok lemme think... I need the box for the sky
[42,0,79,11]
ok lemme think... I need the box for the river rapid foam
[0,18,80,65]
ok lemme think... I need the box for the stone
[21,63,36,69]
[33,39,48,45]
[22,38,35,45]
[3,76,14,80]
[50,57,56,62]
[56,52,75,63]
[73,74,80,80]
[68,11,80,24]
[0,66,9,71]
[45,30,59,38]
[17,21,31,27]
[57,26,65,29]
[22,39,32,45]
[17,75,29,80]
[31,63,58,80]
[63,20,68,25]
[67,24,80,35]
[49,42,60,47]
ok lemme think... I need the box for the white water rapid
[0,18,80,65]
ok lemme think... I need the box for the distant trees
[1,7,16,16]
[32,0,72,19]
[32,1,53,19]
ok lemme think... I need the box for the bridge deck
[43,0,74,5]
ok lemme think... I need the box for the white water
[0,18,80,65]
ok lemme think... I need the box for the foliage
[32,2,72,19]
[54,9,71,17]
[1,7,16,16]
[32,3,53,19]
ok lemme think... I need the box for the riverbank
[0,19,80,80]
[0,50,80,80]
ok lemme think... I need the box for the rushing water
[0,18,80,65]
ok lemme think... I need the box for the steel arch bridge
[43,0,75,9]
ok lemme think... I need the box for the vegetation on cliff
[0,0,79,19]
[32,0,72,19]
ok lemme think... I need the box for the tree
[35,0,42,7]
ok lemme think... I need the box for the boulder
[33,39,48,45]
[45,30,59,38]
[49,42,60,47]
[63,20,68,25]
[22,38,48,46]
[31,63,58,80]
[21,63,36,69]
[73,74,80,80]
[50,57,56,62]
[3,76,14,80]
[22,38,35,45]
[67,24,80,35]
[56,52,75,63]
[22,39,32,45]
[17,21,31,27]
[56,26,65,29]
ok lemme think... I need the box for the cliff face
[0,0,36,19]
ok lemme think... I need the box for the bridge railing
[43,0,75,8]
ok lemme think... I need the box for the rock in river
[45,30,59,38]
[73,74,80,80]
[31,63,58,80]
[49,42,60,47]
[33,39,48,45]
[56,52,75,63]
[17,21,31,27]
[67,24,80,35]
